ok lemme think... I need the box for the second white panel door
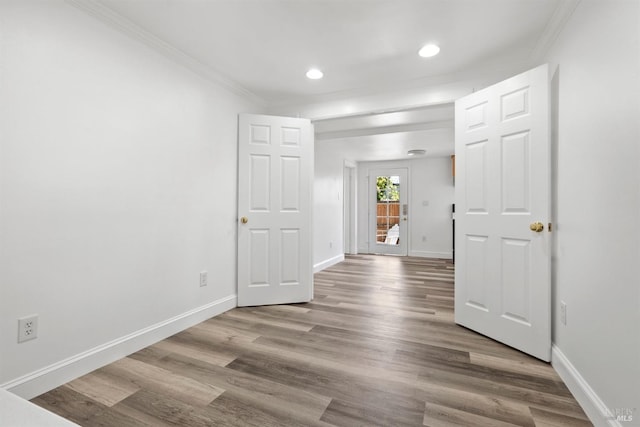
[237,113,313,307]
[454,64,551,361]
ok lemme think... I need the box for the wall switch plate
[200,271,208,287]
[18,315,38,343]
[560,301,567,325]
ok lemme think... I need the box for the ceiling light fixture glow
[418,44,440,58]
[407,149,427,156]
[306,68,323,79]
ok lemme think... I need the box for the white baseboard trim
[551,344,622,427]
[2,294,237,400]
[313,254,345,273]
[408,250,453,259]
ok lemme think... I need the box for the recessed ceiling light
[418,44,440,58]
[306,68,323,80]
[407,149,427,156]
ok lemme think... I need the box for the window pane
[376,175,401,246]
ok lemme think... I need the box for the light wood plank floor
[32,255,592,426]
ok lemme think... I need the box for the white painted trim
[2,295,237,400]
[343,159,357,169]
[551,344,621,427]
[409,250,452,260]
[64,0,264,106]
[314,254,345,273]
[530,0,581,63]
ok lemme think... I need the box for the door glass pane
[376,175,400,245]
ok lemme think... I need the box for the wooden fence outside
[376,201,400,242]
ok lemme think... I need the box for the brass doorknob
[240,217,248,224]
[529,222,544,232]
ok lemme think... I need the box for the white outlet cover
[18,315,38,343]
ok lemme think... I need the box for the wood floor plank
[415,365,588,420]
[225,350,427,419]
[415,379,537,426]
[321,397,424,427]
[99,357,225,407]
[529,407,594,426]
[147,351,332,421]
[64,370,140,407]
[31,386,109,426]
[204,391,332,427]
[162,327,244,361]
[395,348,571,396]
[31,254,592,426]
[469,352,561,381]
[423,401,524,427]
[113,389,213,427]
[222,308,316,332]
[149,335,237,367]
[82,404,151,427]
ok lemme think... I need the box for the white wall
[408,157,455,258]
[0,0,257,396]
[313,142,346,270]
[357,157,454,258]
[545,0,640,423]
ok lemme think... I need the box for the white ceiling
[87,0,567,161]
[314,103,454,160]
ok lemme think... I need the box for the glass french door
[368,168,408,255]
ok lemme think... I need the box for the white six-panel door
[454,65,551,361]
[237,114,313,307]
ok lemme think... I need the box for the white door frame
[343,160,357,254]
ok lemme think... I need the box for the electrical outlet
[560,301,567,325]
[18,315,38,343]
[200,271,208,287]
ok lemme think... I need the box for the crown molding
[530,0,581,62]
[65,0,265,107]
